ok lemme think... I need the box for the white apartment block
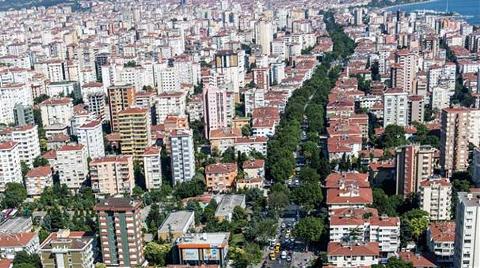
[427,222,455,264]
[56,144,88,192]
[154,91,187,124]
[25,166,53,196]
[70,107,96,137]
[469,109,480,147]
[89,155,134,196]
[0,83,33,125]
[0,125,41,168]
[329,208,400,257]
[170,129,195,185]
[40,98,74,127]
[155,63,181,93]
[244,88,265,115]
[419,178,452,221]
[431,83,451,111]
[454,192,480,268]
[143,146,162,190]
[327,242,380,267]
[383,88,408,127]
[0,141,22,192]
[78,120,105,159]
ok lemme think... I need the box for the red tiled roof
[398,252,437,268]
[325,172,369,189]
[42,150,57,159]
[327,188,373,205]
[26,166,52,178]
[41,97,72,105]
[0,232,37,247]
[242,159,265,169]
[205,163,237,174]
[429,222,455,242]
[327,242,379,256]
[0,141,17,150]
[57,144,84,152]
[144,146,161,155]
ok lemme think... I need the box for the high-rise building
[78,119,105,159]
[383,88,408,127]
[215,50,240,98]
[395,145,435,196]
[0,83,33,125]
[454,192,480,268]
[40,98,74,127]
[0,141,22,192]
[40,229,95,268]
[0,124,41,168]
[440,107,470,177]
[419,178,452,220]
[391,49,417,94]
[253,68,270,91]
[13,103,34,126]
[95,198,144,267]
[407,95,424,124]
[25,166,53,197]
[143,146,162,190]
[170,129,195,185]
[89,155,134,195]
[203,85,228,138]
[471,147,480,186]
[255,18,273,55]
[56,144,88,192]
[154,91,187,124]
[107,85,135,132]
[118,107,151,159]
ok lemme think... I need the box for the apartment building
[95,198,144,267]
[170,129,195,185]
[158,211,195,241]
[77,120,105,159]
[0,124,41,168]
[427,222,455,265]
[56,144,88,192]
[154,91,187,124]
[419,178,452,221]
[203,85,228,138]
[0,83,33,125]
[329,208,400,258]
[118,107,151,159]
[143,146,162,191]
[383,88,408,127]
[89,155,134,196]
[176,232,230,267]
[205,163,238,193]
[454,192,480,268]
[107,85,135,132]
[440,107,470,177]
[327,242,380,267]
[395,144,436,196]
[0,141,22,192]
[40,229,95,268]
[40,97,74,127]
[0,232,39,260]
[391,49,418,94]
[25,166,53,197]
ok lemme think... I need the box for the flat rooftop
[459,192,480,207]
[215,195,245,217]
[0,217,32,234]
[176,232,230,248]
[158,211,194,233]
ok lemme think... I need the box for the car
[281,222,286,228]
[269,252,276,261]
[286,256,292,262]
[281,251,287,259]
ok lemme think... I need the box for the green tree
[12,251,41,268]
[20,161,30,178]
[229,243,262,268]
[382,124,407,148]
[3,182,27,208]
[372,257,414,268]
[221,147,236,163]
[293,217,324,250]
[174,179,206,199]
[144,242,171,266]
[244,218,277,244]
[202,199,218,224]
[298,167,321,183]
[241,124,252,136]
[291,181,323,213]
[401,209,429,243]
[33,156,49,167]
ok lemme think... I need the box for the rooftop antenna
[446,0,449,13]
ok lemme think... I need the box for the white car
[281,251,287,259]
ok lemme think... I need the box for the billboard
[203,248,220,261]
[182,249,199,261]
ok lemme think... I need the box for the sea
[387,0,480,25]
